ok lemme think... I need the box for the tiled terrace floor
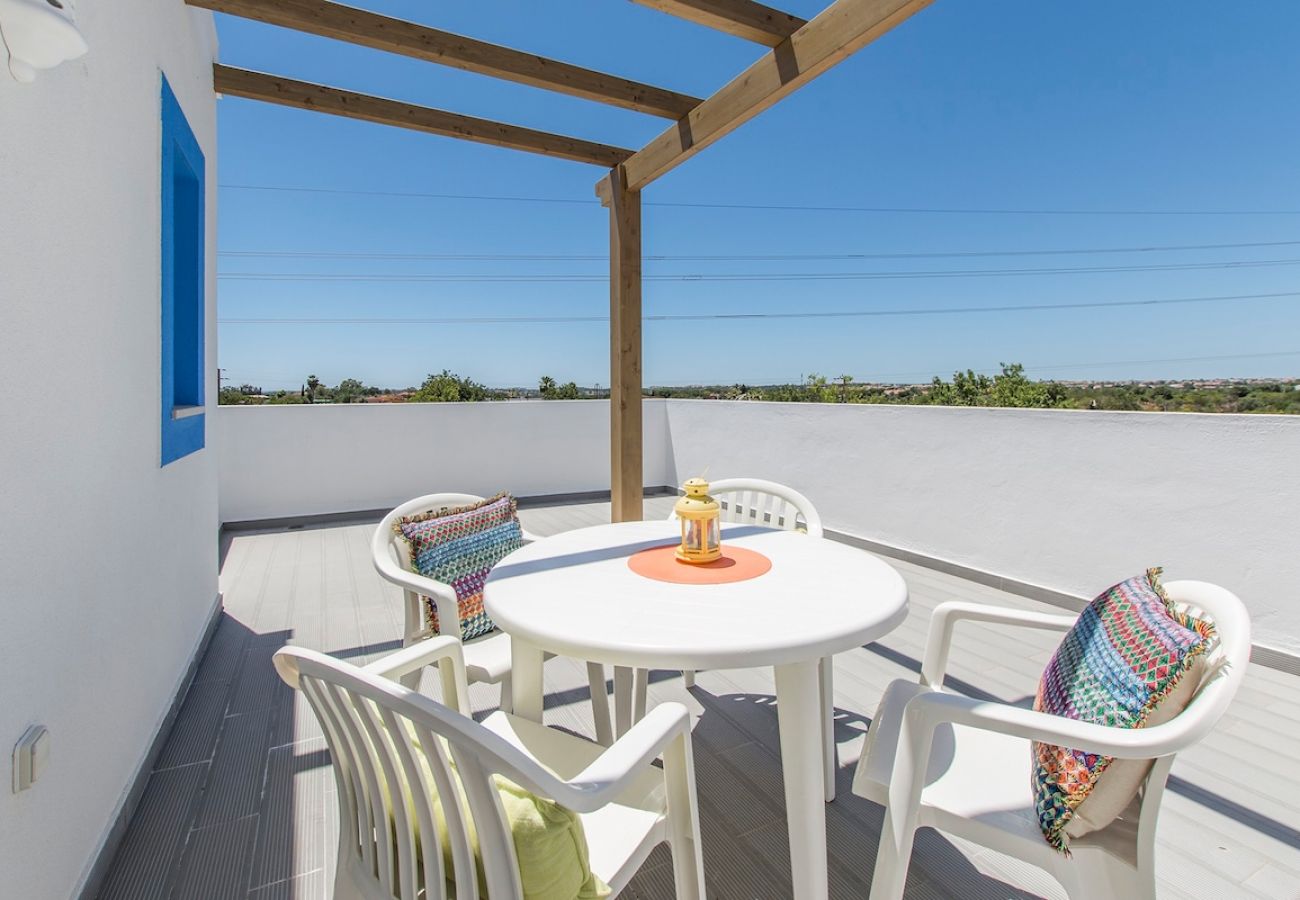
[98,497,1300,899]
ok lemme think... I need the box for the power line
[220,350,1300,390]
[217,238,1300,263]
[215,289,1300,326]
[216,257,1300,283]
[850,350,1300,382]
[218,183,1300,216]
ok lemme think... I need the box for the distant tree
[837,374,853,403]
[410,370,491,403]
[803,373,836,403]
[924,363,1066,409]
[333,378,367,404]
[266,390,307,405]
[538,376,581,400]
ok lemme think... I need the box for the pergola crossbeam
[614,0,936,191]
[213,66,633,167]
[631,0,806,47]
[190,0,703,119]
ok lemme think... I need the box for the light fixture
[0,0,87,84]
[674,477,722,564]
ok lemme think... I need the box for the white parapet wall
[664,400,1300,655]
[218,398,1300,653]
[217,399,675,523]
[0,3,219,896]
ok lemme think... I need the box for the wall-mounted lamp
[0,0,87,84]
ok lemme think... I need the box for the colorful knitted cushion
[1032,568,1214,852]
[396,494,523,641]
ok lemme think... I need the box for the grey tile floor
[96,497,1300,898]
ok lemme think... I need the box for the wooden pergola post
[603,167,643,522]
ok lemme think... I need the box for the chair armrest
[921,601,1078,688]
[362,636,472,713]
[553,703,693,813]
[372,551,463,641]
[903,689,1189,760]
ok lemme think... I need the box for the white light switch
[12,725,48,793]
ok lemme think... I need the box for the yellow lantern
[675,477,722,563]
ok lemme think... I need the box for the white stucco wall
[217,400,1300,652]
[216,399,674,523]
[0,3,219,897]
[664,401,1300,654]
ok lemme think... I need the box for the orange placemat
[627,544,772,584]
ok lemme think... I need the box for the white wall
[217,400,1300,652]
[0,4,219,897]
[217,399,674,523]
[664,401,1300,655]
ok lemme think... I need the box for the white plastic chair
[667,478,824,694]
[852,581,1251,900]
[273,638,706,900]
[611,479,838,797]
[372,493,611,739]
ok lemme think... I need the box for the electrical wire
[216,258,1300,283]
[218,183,1300,216]
[215,289,1300,326]
[217,238,1300,263]
[221,350,1300,390]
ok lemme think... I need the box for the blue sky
[215,0,1300,391]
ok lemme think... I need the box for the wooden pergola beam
[613,0,936,190]
[603,168,644,523]
[214,66,633,167]
[631,0,806,47]
[190,0,703,120]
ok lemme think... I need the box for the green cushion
[403,736,610,900]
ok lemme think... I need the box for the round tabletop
[484,520,909,670]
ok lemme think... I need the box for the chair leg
[437,664,462,713]
[664,731,706,900]
[498,673,513,715]
[1058,847,1155,900]
[587,661,614,746]
[868,825,915,900]
[820,654,836,801]
[682,669,696,689]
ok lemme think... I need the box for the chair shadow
[680,686,1046,899]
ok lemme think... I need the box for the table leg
[510,638,545,723]
[820,654,837,802]
[613,666,634,738]
[775,659,829,900]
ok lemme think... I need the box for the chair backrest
[373,493,486,644]
[274,645,572,900]
[1116,580,1251,849]
[1149,580,1251,746]
[668,477,823,538]
[373,492,487,576]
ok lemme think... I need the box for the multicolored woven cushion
[1032,568,1214,852]
[396,494,523,641]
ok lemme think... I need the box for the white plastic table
[484,520,909,900]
